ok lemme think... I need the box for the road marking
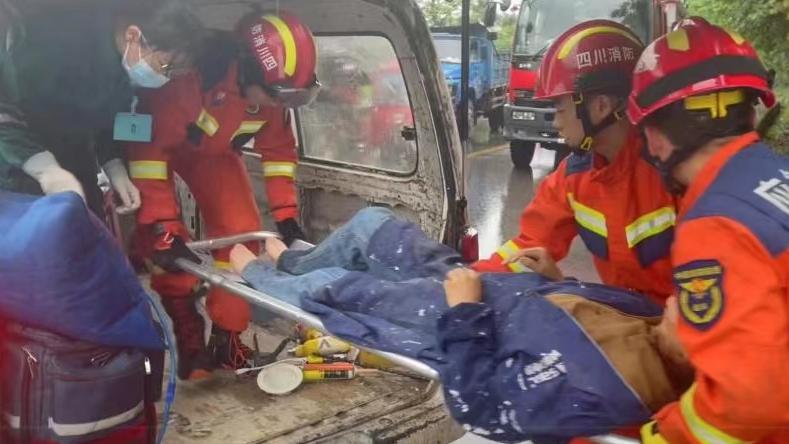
[467,144,508,159]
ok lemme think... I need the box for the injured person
[229,207,693,443]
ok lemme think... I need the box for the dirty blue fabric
[242,260,347,308]
[242,207,661,443]
[245,205,464,309]
[0,191,163,350]
[277,206,464,280]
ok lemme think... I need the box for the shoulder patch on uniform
[565,152,593,176]
[754,173,789,216]
[674,259,724,331]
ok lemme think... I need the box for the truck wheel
[510,140,536,169]
[552,144,571,171]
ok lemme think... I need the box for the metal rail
[186,231,280,251]
[182,233,439,380]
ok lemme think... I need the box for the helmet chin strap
[652,144,701,195]
[573,92,625,154]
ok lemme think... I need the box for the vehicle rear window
[297,35,417,174]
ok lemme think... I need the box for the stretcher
[180,232,640,444]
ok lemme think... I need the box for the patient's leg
[278,207,462,281]
[277,207,397,275]
[230,244,347,308]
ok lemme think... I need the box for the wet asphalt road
[465,124,598,283]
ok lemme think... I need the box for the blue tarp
[0,191,163,350]
[296,216,662,443]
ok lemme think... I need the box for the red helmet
[628,17,775,125]
[237,11,320,107]
[535,20,644,100]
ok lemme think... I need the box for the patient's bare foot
[265,237,288,262]
[230,244,257,273]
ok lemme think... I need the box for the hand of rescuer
[21,151,85,201]
[276,218,306,246]
[150,221,202,272]
[444,268,483,308]
[504,247,564,281]
[654,296,688,364]
[102,158,141,214]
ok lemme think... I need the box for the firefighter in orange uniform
[473,20,677,304]
[127,12,320,380]
[628,18,789,443]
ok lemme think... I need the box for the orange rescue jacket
[648,132,789,444]
[127,62,299,225]
[473,130,676,303]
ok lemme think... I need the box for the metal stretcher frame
[181,233,639,444]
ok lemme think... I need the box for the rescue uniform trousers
[141,148,261,332]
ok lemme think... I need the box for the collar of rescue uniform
[587,127,643,183]
[678,131,760,219]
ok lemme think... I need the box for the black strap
[574,93,625,152]
[186,123,204,146]
[636,55,768,109]
[658,143,699,195]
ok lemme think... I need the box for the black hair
[111,0,205,56]
[193,30,242,91]
[643,89,756,151]
[576,67,633,100]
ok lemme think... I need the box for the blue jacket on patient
[289,214,663,443]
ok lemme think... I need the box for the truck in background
[432,24,509,134]
[503,0,682,170]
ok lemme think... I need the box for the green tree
[687,0,789,144]
[493,12,517,52]
[416,0,518,51]
[417,0,508,28]
[418,0,458,27]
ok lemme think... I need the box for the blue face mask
[122,36,170,89]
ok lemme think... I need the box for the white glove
[102,158,141,214]
[21,151,85,201]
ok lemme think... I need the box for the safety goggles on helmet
[262,76,322,108]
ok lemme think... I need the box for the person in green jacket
[0,0,204,216]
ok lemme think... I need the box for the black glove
[151,225,202,272]
[276,218,306,246]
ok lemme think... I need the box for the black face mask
[654,155,687,196]
[640,130,689,195]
